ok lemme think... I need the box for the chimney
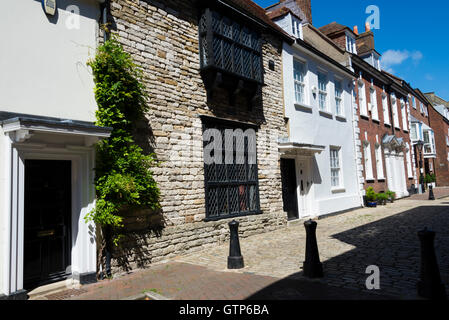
[365,22,371,32]
[353,25,359,35]
[295,0,312,25]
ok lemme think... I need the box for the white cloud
[381,49,423,72]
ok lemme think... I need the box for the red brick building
[320,23,413,198]
[425,92,449,186]
[381,74,437,193]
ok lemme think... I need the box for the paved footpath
[35,195,449,300]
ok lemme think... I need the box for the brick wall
[355,74,413,195]
[428,105,449,186]
[105,0,288,273]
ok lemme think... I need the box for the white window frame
[359,80,368,117]
[391,94,400,129]
[412,96,417,109]
[411,123,418,141]
[420,102,424,114]
[335,79,344,117]
[401,99,408,131]
[382,93,390,125]
[370,87,379,121]
[291,15,303,39]
[364,141,374,181]
[406,144,413,178]
[293,58,307,105]
[318,71,328,112]
[375,144,385,180]
[330,146,343,189]
[345,33,357,54]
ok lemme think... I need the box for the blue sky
[255,0,449,101]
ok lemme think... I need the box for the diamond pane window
[203,119,261,219]
[199,9,263,83]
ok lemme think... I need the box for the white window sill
[331,188,346,193]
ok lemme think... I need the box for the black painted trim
[0,289,28,300]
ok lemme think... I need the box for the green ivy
[85,37,160,242]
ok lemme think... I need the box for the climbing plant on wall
[86,37,160,246]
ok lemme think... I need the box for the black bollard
[228,220,244,269]
[417,228,447,300]
[428,185,435,200]
[303,219,323,278]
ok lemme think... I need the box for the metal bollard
[428,185,435,200]
[227,220,244,269]
[417,228,447,299]
[303,219,323,278]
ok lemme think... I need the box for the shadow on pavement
[247,205,449,300]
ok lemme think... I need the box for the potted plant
[377,193,388,206]
[386,190,396,203]
[365,187,378,207]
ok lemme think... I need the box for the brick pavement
[407,186,449,201]
[33,197,449,300]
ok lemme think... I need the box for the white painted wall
[282,42,362,217]
[0,0,101,122]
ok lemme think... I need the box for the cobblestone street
[174,197,449,298]
[34,196,449,300]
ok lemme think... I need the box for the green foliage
[376,193,389,205]
[386,190,396,201]
[425,174,436,183]
[85,37,160,240]
[365,187,378,202]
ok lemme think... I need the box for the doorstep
[27,279,81,300]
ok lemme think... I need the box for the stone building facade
[105,0,292,273]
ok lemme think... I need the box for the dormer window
[373,54,381,70]
[291,15,303,39]
[346,33,357,54]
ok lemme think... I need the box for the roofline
[351,55,409,96]
[212,0,294,43]
[295,38,356,78]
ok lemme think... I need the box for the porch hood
[0,112,112,145]
[279,139,325,157]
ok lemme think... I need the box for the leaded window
[199,9,262,83]
[202,118,261,220]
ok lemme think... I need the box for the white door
[297,158,311,218]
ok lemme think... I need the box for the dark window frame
[202,116,262,221]
[199,8,263,84]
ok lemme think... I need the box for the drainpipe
[100,0,110,42]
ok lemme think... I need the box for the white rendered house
[0,0,110,299]
[268,6,363,219]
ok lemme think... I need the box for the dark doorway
[24,160,72,289]
[280,158,299,220]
